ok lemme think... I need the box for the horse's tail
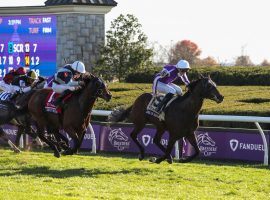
[108,106,132,123]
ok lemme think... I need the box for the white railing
[91,110,270,166]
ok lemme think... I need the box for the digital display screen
[0,15,57,78]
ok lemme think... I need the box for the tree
[261,59,270,66]
[168,40,201,65]
[235,55,254,66]
[95,14,153,81]
[196,56,218,66]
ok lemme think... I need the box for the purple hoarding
[99,125,175,156]
[1,122,268,163]
[0,15,57,78]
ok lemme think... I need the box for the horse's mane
[175,78,202,102]
[72,72,98,96]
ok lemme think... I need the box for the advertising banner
[0,15,57,78]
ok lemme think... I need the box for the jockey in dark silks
[0,68,38,99]
[52,61,86,107]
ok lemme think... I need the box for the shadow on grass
[0,165,152,178]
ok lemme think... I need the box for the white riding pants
[52,82,76,94]
[152,78,182,95]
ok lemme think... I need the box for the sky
[1,0,269,64]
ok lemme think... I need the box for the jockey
[11,70,38,94]
[0,67,28,93]
[52,61,86,106]
[152,59,191,112]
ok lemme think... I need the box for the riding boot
[54,89,72,107]
[156,93,174,112]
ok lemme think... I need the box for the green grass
[1,149,270,199]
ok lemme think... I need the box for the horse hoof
[14,149,21,153]
[62,150,73,155]
[149,157,157,163]
[166,159,173,164]
[54,152,61,158]
[138,154,144,161]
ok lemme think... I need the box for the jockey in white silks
[152,59,191,112]
[52,61,86,107]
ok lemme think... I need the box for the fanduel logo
[229,139,264,152]
[108,128,130,151]
[142,135,151,146]
[230,139,239,152]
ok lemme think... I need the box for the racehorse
[0,79,46,152]
[28,73,112,158]
[109,75,224,164]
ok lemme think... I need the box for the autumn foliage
[168,40,201,65]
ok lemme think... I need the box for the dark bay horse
[0,79,46,152]
[28,73,112,157]
[109,75,224,164]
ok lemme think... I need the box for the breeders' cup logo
[230,139,239,152]
[142,135,151,146]
[197,132,217,156]
[108,128,130,151]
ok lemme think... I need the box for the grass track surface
[0,149,270,199]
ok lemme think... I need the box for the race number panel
[0,15,57,78]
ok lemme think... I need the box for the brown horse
[109,75,224,164]
[28,73,112,157]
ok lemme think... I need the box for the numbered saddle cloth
[146,95,165,118]
[45,91,61,114]
[0,91,13,102]
[146,94,177,120]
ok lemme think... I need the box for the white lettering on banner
[8,19,21,25]
[43,17,52,23]
[108,128,130,151]
[229,139,264,152]
[42,27,52,34]
[196,132,217,156]
[84,134,92,140]
[3,129,17,136]
[141,134,168,147]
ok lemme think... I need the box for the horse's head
[189,74,224,103]
[82,73,112,102]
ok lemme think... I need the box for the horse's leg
[151,127,173,163]
[53,130,70,151]
[15,126,24,147]
[154,135,177,164]
[0,127,21,153]
[36,125,61,158]
[130,125,145,160]
[179,133,200,163]
[62,127,80,155]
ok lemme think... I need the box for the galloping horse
[109,75,224,164]
[0,79,46,152]
[28,73,112,157]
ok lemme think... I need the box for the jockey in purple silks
[152,59,191,112]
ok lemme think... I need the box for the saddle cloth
[146,94,177,120]
[45,91,61,114]
[0,91,12,102]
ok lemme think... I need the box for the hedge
[125,66,270,85]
